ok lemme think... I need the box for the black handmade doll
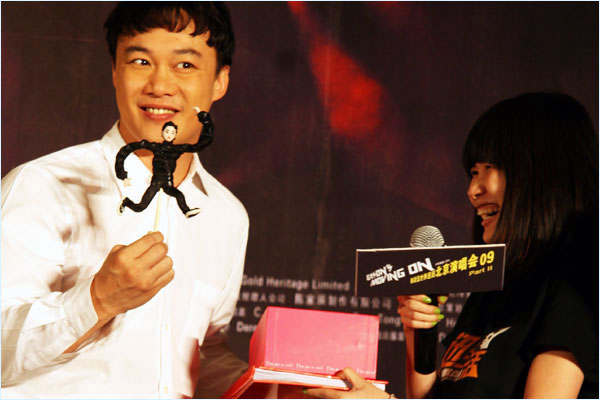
[115,109,214,218]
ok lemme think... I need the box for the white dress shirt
[1,123,249,398]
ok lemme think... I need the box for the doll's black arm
[178,111,215,153]
[114,140,149,180]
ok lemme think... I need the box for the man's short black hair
[104,2,235,72]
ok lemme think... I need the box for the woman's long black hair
[462,92,598,284]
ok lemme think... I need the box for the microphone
[409,225,445,374]
[410,225,445,248]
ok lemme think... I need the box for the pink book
[249,307,380,379]
[220,365,387,399]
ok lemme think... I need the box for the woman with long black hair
[307,92,598,398]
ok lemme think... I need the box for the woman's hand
[304,367,389,399]
[396,295,447,329]
[398,295,448,398]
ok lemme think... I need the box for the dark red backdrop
[2,2,598,396]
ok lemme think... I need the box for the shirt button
[164,324,169,332]
[162,386,169,394]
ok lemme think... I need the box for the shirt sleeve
[525,271,598,379]
[194,208,249,397]
[193,330,249,399]
[1,165,100,385]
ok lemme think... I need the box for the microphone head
[410,225,445,248]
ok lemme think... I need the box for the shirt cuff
[62,275,98,338]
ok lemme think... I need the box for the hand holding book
[305,367,391,399]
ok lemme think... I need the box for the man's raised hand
[90,231,174,322]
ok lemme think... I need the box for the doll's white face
[162,125,177,142]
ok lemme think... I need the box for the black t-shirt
[437,269,598,398]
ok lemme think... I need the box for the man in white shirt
[1,3,249,398]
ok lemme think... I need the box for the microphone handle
[413,295,438,374]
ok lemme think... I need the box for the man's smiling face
[112,23,229,145]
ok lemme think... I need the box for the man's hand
[91,231,174,322]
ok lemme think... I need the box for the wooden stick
[153,189,164,232]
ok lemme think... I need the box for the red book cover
[249,307,380,379]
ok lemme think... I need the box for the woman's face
[467,163,506,243]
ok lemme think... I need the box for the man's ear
[112,63,117,88]
[212,66,230,102]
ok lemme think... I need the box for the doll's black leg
[119,185,160,213]
[164,186,201,218]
